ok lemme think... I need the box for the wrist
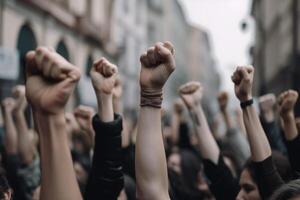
[281,111,295,122]
[140,88,163,108]
[239,95,253,102]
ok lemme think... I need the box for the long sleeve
[285,134,300,178]
[252,156,284,199]
[261,120,287,155]
[84,114,124,200]
[203,154,240,200]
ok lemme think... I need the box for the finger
[155,43,175,71]
[25,51,38,78]
[163,41,175,55]
[146,47,156,66]
[140,52,150,68]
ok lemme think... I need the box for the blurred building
[0,0,219,113]
[251,0,300,114]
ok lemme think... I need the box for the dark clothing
[203,155,240,200]
[85,114,124,200]
[261,120,287,155]
[252,156,284,199]
[285,134,300,178]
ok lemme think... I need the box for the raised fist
[65,113,81,135]
[217,91,229,111]
[1,98,16,113]
[173,99,184,115]
[139,41,175,90]
[277,90,299,116]
[179,82,203,110]
[74,105,95,133]
[12,85,27,112]
[90,57,118,94]
[231,66,254,102]
[25,47,81,114]
[258,93,276,113]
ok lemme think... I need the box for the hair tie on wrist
[140,88,163,108]
[240,99,254,109]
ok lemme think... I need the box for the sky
[179,0,254,91]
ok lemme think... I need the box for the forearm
[97,93,114,122]
[221,109,233,130]
[14,111,34,164]
[171,112,180,144]
[242,105,271,162]
[3,111,18,154]
[191,105,220,164]
[281,112,298,141]
[136,107,169,199]
[113,97,122,114]
[34,112,82,200]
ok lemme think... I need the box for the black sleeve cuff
[92,113,123,138]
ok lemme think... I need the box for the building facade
[251,0,300,113]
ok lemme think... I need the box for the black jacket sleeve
[261,120,287,155]
[252,156,284,199]
[84,114,124,200]
[285,134,300,178]
[203,154,240,200]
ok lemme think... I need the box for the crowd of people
[0,41,300,200]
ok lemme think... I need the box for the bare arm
[1,98,18,155]
[232,66,271,162]
[12,85,35,165]
[25,47,82,200]
[179,82,220,164]
[170,99,184,145]
[136,42,175,199]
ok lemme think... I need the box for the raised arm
[12,85,35,165]
[179,82,219,164]
[85,57,124,199]
[259,94,287,154]
[1,98,18,155]
[25,47,82,200]
[170,99,184,145]
[278,90,300,176]
[135,42,175,200]
[232,66,283,198]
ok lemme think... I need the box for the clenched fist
[12,85,27,112]
[258,93,276,113]
[179,82,203,110]
[90,57,118,95]
[25,47,81,114]
[217,91,229,111]
[74,105,95,134]
[1,98,16,113]
[231,66,254,102]
[140,42,175,90]
[277,90,298,117]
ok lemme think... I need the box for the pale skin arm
[278,90,299,141]
[1,98,18,155]
[232,66,271,162]
[136,42,175,199]
[218,91,234,130]
[179,82,220,164]
[25,47,82,200]
[12,85,35,165]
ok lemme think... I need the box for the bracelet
[140,88,163,108]
[240,99,254,109]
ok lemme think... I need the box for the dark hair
[270,180,300,200]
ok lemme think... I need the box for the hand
[12,85,27,112]
[140,41,175,90]
[231,66,254,102]
[90,57,118,95]
[258,93,276,113]
[179,82,203,110]
[25,47,81,115]
[173,99,184,115]
[277,90,298,117]
[217,91,229,111]
[1,98,16,113]
[113,77,123,99]
[74,105,95,134]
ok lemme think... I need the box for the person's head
[270,180,300,200]
[167,150,181,175]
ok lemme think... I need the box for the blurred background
[0,0,299,120]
